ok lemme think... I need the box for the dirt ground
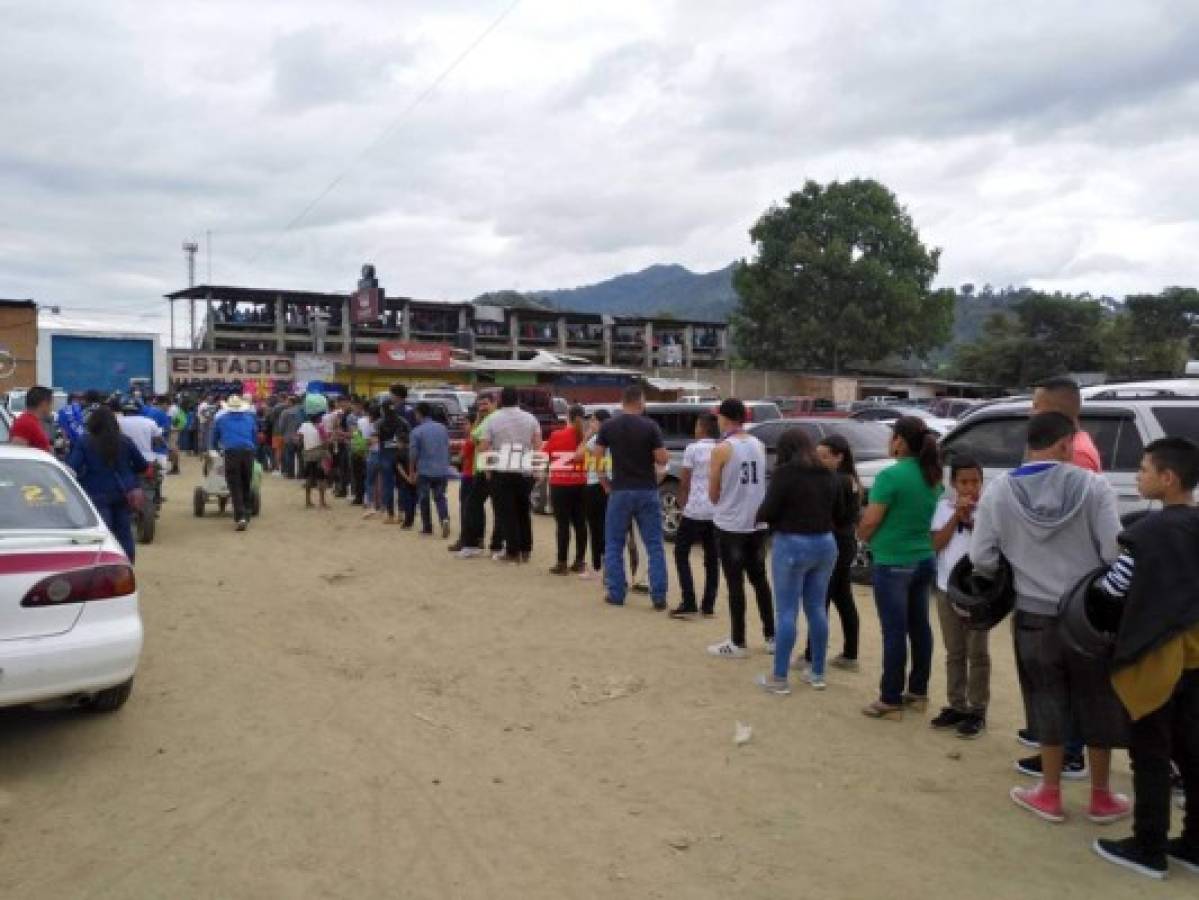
[0,457,1191,899]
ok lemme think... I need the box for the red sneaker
[1010,784,1065,823]
[1088,790,1132,825]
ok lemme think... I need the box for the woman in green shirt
[857,416,943,720]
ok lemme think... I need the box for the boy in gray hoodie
[970,412,1129,826]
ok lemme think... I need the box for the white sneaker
[455,548,484,559]
[707,639,749,659]
[755,673,791,695]
[803,671,827,691]
[764,638,776,655]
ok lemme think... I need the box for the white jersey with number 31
[713,435,766,533]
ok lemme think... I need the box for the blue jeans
[95,495,135,563]
[604,489,667,604]
[872,558,937,706]
[771,532,838,680]
[282,440,298,478]
[364,451,380,508]
[378,448,397,517]
[417,476,449,532]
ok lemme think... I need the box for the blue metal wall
[51,335,154,394]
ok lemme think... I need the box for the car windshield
[824,422,892,460]
[0,459,99,530]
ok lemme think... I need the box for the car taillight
[21,565,136,607]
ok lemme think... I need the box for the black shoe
[631,582,650,594]
[701,609,716,618]
[930,707,969,730]
[1166,838,1199,874]
[603,596,625,607]
[1017,728,1040,749]
[669,605,698,619]
[447,543,464,553]
[1093,838,1167,881]
[400,522,414,531]
[549,563,570,575]
[652,600,667,611]
[956,714,986,740]
[1016,753,1088,780]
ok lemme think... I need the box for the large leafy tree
[731,179,954,373]
[1104,287,1199,378]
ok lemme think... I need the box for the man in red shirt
[10,386,53,453]
[1034,376,1102,472]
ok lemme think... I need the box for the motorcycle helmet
[1059,568,1121,661]
[947,554,1015,631]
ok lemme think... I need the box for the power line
[249,0,522,267]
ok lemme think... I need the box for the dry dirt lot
[0,458,1191,899]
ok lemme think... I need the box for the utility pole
[182,241,199,351]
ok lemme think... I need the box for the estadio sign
[169,351,294,381]
[377,342,453,369]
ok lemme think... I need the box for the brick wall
[0,304,38,391]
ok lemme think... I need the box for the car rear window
[0,460,99,530]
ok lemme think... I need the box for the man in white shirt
[670,412,721,619]
[478,387,542,563]
[117,401,163,463]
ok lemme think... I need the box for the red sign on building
[351,287,381,325]
[377,341,454,369]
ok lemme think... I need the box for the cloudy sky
[3,0,1198,341]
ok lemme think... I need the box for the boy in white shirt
[670,413,721,618]
[930,457,990,739]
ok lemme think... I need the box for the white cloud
[1,0,1197,331]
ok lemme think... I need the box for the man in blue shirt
[212,395,259,532]
[409,402,452,538]
[56,393,86,449]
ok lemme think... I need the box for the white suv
[860,395,1199,516]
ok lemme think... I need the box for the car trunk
[0,539,106,640]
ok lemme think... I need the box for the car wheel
[850,541,873,586]
[137,509,156,544]
[193,487,206,517]
[659,479,682,543]
[87,679,133,713]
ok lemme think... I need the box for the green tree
[730,179,954,373]
[1104,287,1198,378]
[953,292,1107,388]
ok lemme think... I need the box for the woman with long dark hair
[67,405,149,562]
[804,434,863,671]
[755,427,842,693]
[856,416,943,720]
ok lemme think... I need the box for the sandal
[861,701,904,721]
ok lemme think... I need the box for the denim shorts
[1014,610,1128,748]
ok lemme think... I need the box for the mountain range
[472,263,738,322]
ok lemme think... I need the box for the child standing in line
[929,458,990,739]
[1093,438,1199,880]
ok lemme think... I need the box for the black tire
[193,487,206,517]
[850,541,873,586]
[659,479,682,543]
[250,491,261,517]
[88,679,133,713]
[136,509,156,545]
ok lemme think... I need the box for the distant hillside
[471,264,737,321]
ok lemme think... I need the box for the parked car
[929,398,981,420]
[849,404,957,435]
[0,404,11,440]
[476,386,559,439]
[765,396,846,418]
[747,418,892,476]
[850,394,1199,584]
[0,446,143,712]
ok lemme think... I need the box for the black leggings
[805,531,861,661]
[717,528,774,648]
[551,484,587,566]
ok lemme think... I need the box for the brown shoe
[862,701,904,721]
[549,563,570,576]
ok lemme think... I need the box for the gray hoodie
[969,462,1120,617]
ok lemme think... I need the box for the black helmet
[947,554,1015,631]
[1059,568,1121,661]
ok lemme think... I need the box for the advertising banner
[377,342,453,370]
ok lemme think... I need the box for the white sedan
[0,446,143,711]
